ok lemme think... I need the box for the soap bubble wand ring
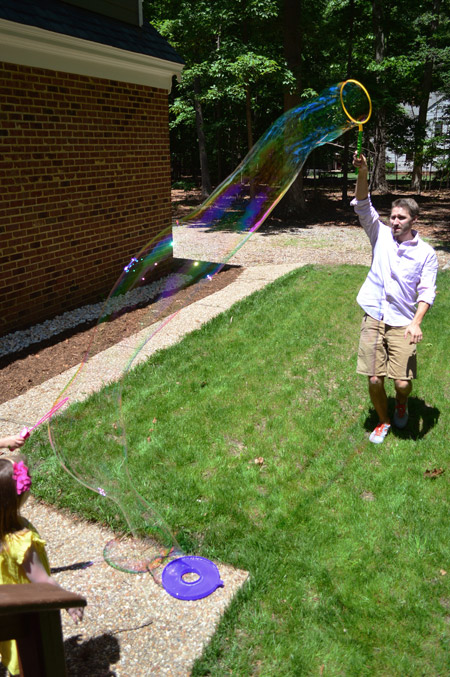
[339,78,372,164]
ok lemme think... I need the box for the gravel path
[173,223,373,268]
[174,222,450,270]
[16,498,248,677]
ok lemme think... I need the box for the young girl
[0,455,84,676]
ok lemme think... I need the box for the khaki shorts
[357,314,417,380]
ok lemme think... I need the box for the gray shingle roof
[0,0,185,65]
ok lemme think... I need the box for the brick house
[0,0,184,336]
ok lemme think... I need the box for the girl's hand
[0,434,26,452]
[68,606,84,624]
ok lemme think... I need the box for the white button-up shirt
[351,196,438,326]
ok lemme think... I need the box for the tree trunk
[370,0,389,193]
[277,0,305,216]
[245,85,253,151]
[342,133,350,202]
[283,0,302,112]
[410,85,431,194]
[411,0,441,193]
[215,101,223,183]
[341,0,355,203]
[370,109,389,194]
[245,84,257,199]
[193,77,212,198]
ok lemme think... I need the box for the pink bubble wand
[21,397,69,439]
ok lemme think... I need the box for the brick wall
[0,62,173,336]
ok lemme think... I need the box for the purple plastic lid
[162,556,224,600]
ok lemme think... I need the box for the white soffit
[0,18,183,90]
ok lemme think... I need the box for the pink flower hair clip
[12,461,32,496]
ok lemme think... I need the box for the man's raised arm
[353,152,369,201]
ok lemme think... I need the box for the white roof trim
[0,18,183,90]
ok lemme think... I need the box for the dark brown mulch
[0,265,242,405]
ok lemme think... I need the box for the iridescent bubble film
[48,81,370,580]
[174,80,369,262]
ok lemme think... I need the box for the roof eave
[0,17,184,90]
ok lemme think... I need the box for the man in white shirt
[352,153,438,443]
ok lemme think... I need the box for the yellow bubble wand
[339,79,372,165]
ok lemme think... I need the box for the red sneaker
[393,400,409,429]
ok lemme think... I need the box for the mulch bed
[0,265,242,405]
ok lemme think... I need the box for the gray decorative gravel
[0,274,192,359]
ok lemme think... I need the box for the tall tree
[145,1,218,192]
[363,0,450,194]
[146,0,450,208]
[370,0,389,193]
[193,74,212,197]
[411,0,442,193]
[146,0,291,191]
[342,0,356,202]
[279,0,306,214]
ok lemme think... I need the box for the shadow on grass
[364,396,440,441]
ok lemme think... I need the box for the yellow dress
[0,521,50,676]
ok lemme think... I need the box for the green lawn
[31,265,450,676]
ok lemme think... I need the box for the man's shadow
[364,396,440,440]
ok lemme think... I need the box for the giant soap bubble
[48,81,371,583]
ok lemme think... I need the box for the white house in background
[386,93,450,174]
